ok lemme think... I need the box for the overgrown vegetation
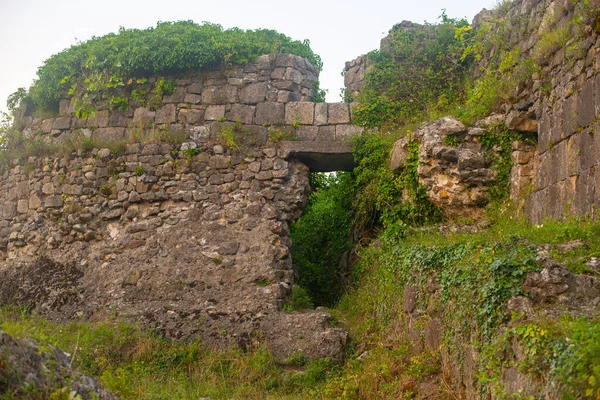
[16,21,321,115]
[351,12,474,130]
[0,308,335,400]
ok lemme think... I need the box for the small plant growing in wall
[134,165,146,176]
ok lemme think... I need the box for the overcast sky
[0,0,494,115]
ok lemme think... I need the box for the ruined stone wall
[0,140,347,361]
[0,53,357,362]
[471,0,600,222]
[20,53,362,147]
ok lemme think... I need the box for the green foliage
[0,308,336,400]
[352,12,473,129]
[28,21,322,113]
[282,285,314,312]
[352,134,443,230]
[480,123,530,203]
[481,317,600,399]
[290,173,354,306]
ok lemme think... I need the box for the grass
[2,212,600,399]
[0,308,335,400]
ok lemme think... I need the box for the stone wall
[0,53,361,362]
[0,140,347,362]
[19,53,362,149]
[471,0,600,222]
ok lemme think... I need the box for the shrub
[27,21,322,113]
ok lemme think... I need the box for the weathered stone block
[227,104,255,124]
[578,79,595,128]
[86,110,109,128]
[328,103,350,124]
[45,195,63,208]
[178,108,205,125]
[285,102,314,125]
[17,199,28,214]
[239,82,267,104]
[59,99,75,116]
[51,116,71,131]
[390,137,410,171]
[316,126,336,141]
[108,111,129,127]
[201,86,228,105]
[296,126,318,141]
[41,119,54,133]
[155,104,176,124]
[276,91,301,103]
[184,93,203,104]
[188,82,203,94]
[133,108,155,125]
[94,128,126,143]
[163,87,187,103]
[336,124,362,139]
[314,103,328,125]
[255,102,284,125]
[205,105,226,121]
[562,95,578,138]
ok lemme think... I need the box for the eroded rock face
[0,142,347,363]
[392,116,497,219]
[0,330,119,399]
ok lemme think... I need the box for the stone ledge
[280,141,354,172]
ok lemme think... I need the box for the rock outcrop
[0,330,118,399]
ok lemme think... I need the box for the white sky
[0,0,494,115]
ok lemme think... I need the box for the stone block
[239,82,267,104]
[336,124,363,139]
[271,67,286,80]
[163,87,187,103]
[255,102,284,125]
[133,107,155,125]
[285,68,304,84]
[296,126,318,141]
[562,95,578,138]
[94,128,126,143]
[316,126,336,141]
[537,108,551,153]
[45,195,63,208]
[41,119,54,133]
[226,85,239,103]
[328,103,350,124]
[227,104,255,124]
[108,111,129,127]
[205,105,226,121]
[29,194,42,210]
[578,79,595,128]
[315,103,328,125]
[390,137,410,171]
[202,86,228,105]
[566,132,581,177]
[580,128,595,170]
[17,199,28,214]
[184,93,203,104]
[59,98,74,116]
[178,108,205,125]
[52,116,72,131]
[87,110,109,128]
[273,80,296,91]
[277,91,301,103]
[574,169,595,216]
[188,82,203,94]
[155,104,176,124]
[285,102,314,125]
